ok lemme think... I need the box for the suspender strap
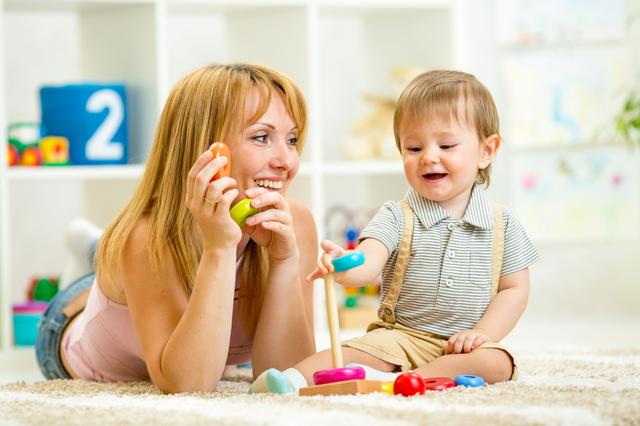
[379,200,504,324]
[380,199,413,324]
[490,203,504,299]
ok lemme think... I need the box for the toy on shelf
[324,205,380,330]
[7,122,70,166]
[13,301,48,346]
[7,143,19,166]
[342,66,423,161]
[27,276,60,302]
[40,83,128,165]
[40,136,70,165]
[8,122,42,166]
[19,146,43,166]
[300,251,384,396]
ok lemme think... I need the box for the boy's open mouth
[423,173,447,181]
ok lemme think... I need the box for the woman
[36,64,318,393]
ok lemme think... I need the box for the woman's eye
[254,134,269,143]
[287,137,298,146]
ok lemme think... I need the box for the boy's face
[398,111,493,212]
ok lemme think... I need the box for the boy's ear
[479,134,501,169]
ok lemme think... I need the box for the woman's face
[229,87,300,203]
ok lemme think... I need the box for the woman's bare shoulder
[288,199,318,253]
[103,216,181,304]
[288,199,314,227]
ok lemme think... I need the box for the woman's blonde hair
[96,63,307,335]
[393,69,499,187]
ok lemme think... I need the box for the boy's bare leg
[294,346,396,385]
[412,348,513,384]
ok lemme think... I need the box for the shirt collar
[405,183,494,230]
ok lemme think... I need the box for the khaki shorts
[342,320,518,380]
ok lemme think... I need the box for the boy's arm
[475,268,530,341]
[306,238,390,287]
[334,238,390,287]
[445,268,530,354]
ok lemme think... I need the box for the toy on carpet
[393,372,426,397]
[208,142,259,227]
[299,251,385,396]
[454,374,486,387]
[423,377,456,391]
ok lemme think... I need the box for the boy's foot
[249,368,293,394]
[347,363,401,382]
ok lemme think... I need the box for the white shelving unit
[0,0,463,372]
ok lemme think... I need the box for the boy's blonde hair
[96,63,307,336]
[393,70,499,187]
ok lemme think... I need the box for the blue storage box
[13,302,48,346]
[40,83,128,165]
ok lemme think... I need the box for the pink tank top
[62,258,252,382]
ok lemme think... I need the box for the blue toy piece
[454,374,486,387]
[332,251,365,272]
[40,83,128,165]
[345,227,358,243]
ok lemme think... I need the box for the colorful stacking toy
[300,251,380,396]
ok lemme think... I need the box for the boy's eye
[441,144,457,149]
[405,146,421,152]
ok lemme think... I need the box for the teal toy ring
[332,251,365,272]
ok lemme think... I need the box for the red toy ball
[393,372,425,397]
[423,377,456,391]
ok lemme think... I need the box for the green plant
[615,91,640,149]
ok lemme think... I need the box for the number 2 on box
[85,89,124,161]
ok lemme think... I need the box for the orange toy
[210,142,231,180]
[7,144,19,166]
[19,146,43,166]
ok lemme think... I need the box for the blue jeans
[35,273,95,379]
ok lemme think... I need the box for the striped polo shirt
[359,183,540,337]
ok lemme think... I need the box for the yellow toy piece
[39,136,69,165]
[230,198,259,227]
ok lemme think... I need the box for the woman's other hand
[243,187,299,262]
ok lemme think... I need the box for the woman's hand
[185,148,240,251]
[243,187,299,262]
[444,328,493,354]
[305,240,347,282]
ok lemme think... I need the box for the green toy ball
[230,198,259,227]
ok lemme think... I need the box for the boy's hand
[305,240,348,282]
[444,328,492,354]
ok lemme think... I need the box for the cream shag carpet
[1,349,639,426]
